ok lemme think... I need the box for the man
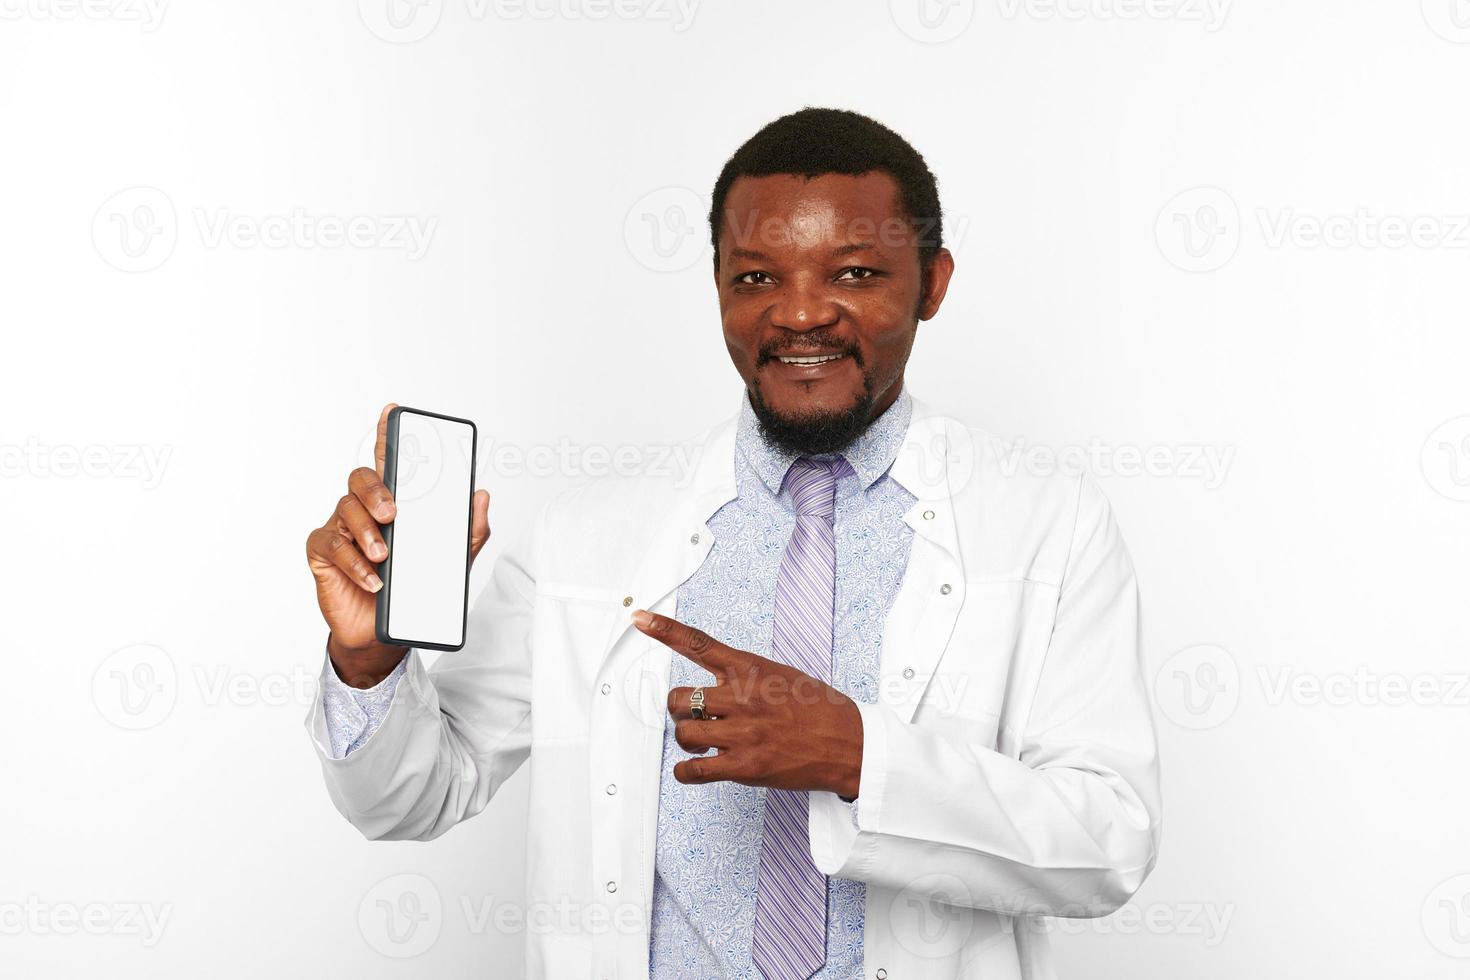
[304,107,1162,979]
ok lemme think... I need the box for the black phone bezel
[374,405,477,653]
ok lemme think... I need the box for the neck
[866,375,904,425]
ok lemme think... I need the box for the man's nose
[769,276,840,332]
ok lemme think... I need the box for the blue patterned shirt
[649,387,915,977]
[319,386,917,978]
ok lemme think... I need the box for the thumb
[373,402,398,478]
[469,489,492,558]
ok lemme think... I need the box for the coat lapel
[585,411,740,946]
[595,391,973,727]
[883,396,969,725]
[589,390,972,945]
[594,413,739,687]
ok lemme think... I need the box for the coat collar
[598,384,969,728]
[735,385,914,497]
[621,384,964,619]
[681,383,949,521]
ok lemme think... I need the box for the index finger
[631,610,738,678]
[348,466,396,523]
[374,402,399,478]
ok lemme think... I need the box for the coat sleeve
[301,498,546,842]
[808,474,1162,917]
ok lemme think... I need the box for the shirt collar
[735,383,913,497]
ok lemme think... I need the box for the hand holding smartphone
[306,403,490,687]
[375,407,478,651]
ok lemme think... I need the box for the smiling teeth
[778,354,843,364]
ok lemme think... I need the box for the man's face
[715,171,953,454]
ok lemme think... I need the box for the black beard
[747,376,878,457]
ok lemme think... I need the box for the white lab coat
[305,393,1163,979]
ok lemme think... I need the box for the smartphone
[375,406,477,651]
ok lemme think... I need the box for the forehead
[719,172,909,252]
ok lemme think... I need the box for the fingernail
[375,506,393,522]
[631,609,652,628]
[366,574,383,592]
[369,541,386,561]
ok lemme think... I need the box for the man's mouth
[769,351,848,365]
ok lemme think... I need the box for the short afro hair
[708,107,944,274]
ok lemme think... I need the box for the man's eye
[735,271,773,285]
[837,267,880,281]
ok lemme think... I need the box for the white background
[3,0,1469,976]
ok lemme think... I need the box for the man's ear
[918,247,955,322]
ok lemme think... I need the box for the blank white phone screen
[384,411,474,648]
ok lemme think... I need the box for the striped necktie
[753,454,852,980]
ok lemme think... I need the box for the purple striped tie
[753,455,853,980]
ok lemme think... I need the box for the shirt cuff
[319,648,408,760]
[808,701,888,877]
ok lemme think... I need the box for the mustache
[757,336,863,364]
